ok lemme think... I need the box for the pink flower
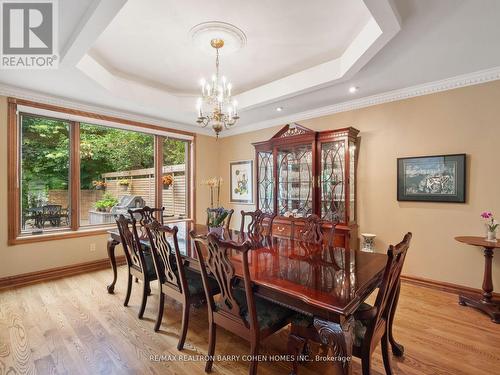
[481,211,493,219]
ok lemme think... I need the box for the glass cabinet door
[277,144,313,217]
[320,140,346,222]
[257,151,274,213]
[349,140,356,222]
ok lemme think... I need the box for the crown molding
[2,65,500,139]
[221,66,500,137]
[0,83,213,136]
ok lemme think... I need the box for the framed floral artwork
[230,160,254,204]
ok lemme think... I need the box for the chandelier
[196,38,239,137]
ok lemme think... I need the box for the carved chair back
[240,209,277,237]
[368,233,412,339]
[291,214,336,246]
[206,207,234,230]
[193,232,256,330]
[115,214,148,273]
[145,221,186,294]
[129,206,165,239]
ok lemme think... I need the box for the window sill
[9,218,193,245]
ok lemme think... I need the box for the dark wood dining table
[105,221,403,375]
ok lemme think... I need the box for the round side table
[455,236,500,323]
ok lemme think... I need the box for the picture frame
[230,160,254,204]
[397,154,466,202]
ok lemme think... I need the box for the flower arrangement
[118,179,131,186]
[202,177,222,208]
[162,174,174,188]
[481,211,498,241]
[92,180,107,190]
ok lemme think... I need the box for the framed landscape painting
[397,154,466,202]
[230,160,254,204]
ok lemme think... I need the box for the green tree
[21,118,188,209]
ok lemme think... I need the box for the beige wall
[0,95,217,278]
[216,81,500,290]
[2,80,500,290]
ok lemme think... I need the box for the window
[8,98,194,243]
[20,114,71,233]
[80,123,155,226]
[162,138,189,219]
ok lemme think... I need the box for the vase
[208,226,224,236]
[486,229,497,242]
[361,233,376,252]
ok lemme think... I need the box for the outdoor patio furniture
[22,207,43,229]
[41,204,63,227]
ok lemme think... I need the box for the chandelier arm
[196,38,239,136]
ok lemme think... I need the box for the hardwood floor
[0,266,499,375]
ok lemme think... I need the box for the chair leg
[381,333,394,375]
[124,273,132,307]
[388,283,404,357]
[205,322,216,373]
[361,351,372,375]
[287,334,305,375]
[249,340,260,375]
[154,290,165,332]
[177,301,190,350]
[138,279,148,319]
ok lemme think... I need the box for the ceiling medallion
[192,22,245,137]
[190,21,247,55]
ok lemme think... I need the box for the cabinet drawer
[272,222,292,238]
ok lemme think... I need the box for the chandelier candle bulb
[195,37,240,137]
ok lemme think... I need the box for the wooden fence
[47,164,187,222]
[102,164,187,217]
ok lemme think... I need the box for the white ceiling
[1,0,500,136]
[91,0,372,94]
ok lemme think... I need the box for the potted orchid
[481,211,499,242]
[202,177,222,208]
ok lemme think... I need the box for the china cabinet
[253,124,359,249]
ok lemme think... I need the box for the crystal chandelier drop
[196,38,239,137]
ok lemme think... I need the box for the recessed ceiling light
[349,86,358,93]
[276,107,283,112]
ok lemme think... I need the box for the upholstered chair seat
[228,289,294,330]
[290,302,373,347]
[184,269,219,296]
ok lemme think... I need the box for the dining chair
[192,232,293,375]
[129,206,165,239]
[128,206,165,285]
[291,214,337,246]
[287,232,412,375]
[240,209,277,237]
[115,214,157,319]
[206,207,234,229]
[145,221,219,349]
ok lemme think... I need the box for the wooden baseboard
[0,256,126,290]
[401,274,500,298]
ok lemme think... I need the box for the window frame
[7,97,196,245]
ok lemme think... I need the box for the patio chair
[41,204,63,227]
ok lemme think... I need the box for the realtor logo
[1,0,58,68]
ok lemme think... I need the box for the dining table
[105,221,404,375]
